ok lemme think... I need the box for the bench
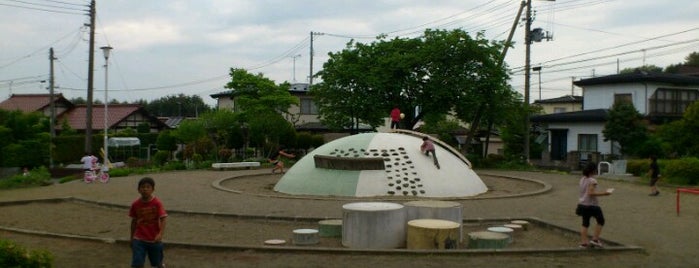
[211,162,261,170]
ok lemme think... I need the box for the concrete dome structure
[273,131,487,198]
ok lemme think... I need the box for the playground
[1,169,698,267]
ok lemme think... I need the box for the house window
[578,134,598,153]
[553,107,567,113]
[614,93,632,105]
[649,88,699,116]
[300,98,318,115]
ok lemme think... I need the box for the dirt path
[2,169,698,267]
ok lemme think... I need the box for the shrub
[0,166,52,189]
[626,159,649,176]
[162,161,186,171]
[108,167,131,177]
[662,157,699,185]
[152,151,170,166]
[0,238,53,267]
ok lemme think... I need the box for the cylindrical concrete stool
[342,202,406,248]
[487,226,514,244]
[292,229,319,245]
[467,231,509,249]
[404,200,463,241]
[318,219,342,237]
[407,219,460,249]
[511,220,530,231]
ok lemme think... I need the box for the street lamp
[533,66,542,100]
[100,45,112,167]
[291,54,301,82]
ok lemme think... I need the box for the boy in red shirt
[129,177,167,268]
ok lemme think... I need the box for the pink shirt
[578,176,599,206]
[421,140,435,152]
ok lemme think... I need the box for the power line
[0,0,86,15]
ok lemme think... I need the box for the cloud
[102,18,186,50]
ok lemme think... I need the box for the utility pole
[524,0,532,163]
[309,31,314,86]
[309,32,323,87]
[49,48,56,168]
[85,0,96,153]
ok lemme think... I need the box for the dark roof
[574,72,699,87]
[161,116,186,128]
[209,90,233,98]
[531,109,608,123]
[210,83,310,99]
[289,83,309,93]
[533,95,582,104]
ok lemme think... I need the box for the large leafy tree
[665,51,699,73]
[224,68,298,151]
[145,93,212,117]
[602,102,648,156]
[0,110,50,167]
[657,101,699,156]
[312,29,512,136]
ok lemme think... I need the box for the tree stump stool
[292,229,319,245]
[467,231,509,249]
[318,219,342,237]
[511,220,530,231]
[342,202,406,249]
[404,200,463,241]
[487,226,514,244]
[406,219,460,249]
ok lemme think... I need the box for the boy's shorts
[131,239,164,267]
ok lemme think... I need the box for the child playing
[420,136,440,169]
[577,162,612,248]
[129,177,168,268]
[269,146,295,174]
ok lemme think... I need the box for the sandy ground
[1,169,699,267]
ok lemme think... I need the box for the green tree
[312,29,512,137]
[602,102,648,156]
[224,68,298,151]
[0,110,50,167]
[657,101,699,156]
[665,51,699,73]
[145,93,212,117]
[619,65,663,74]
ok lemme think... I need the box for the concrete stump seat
[342,202,406,249]
[292,229,319,245]
[467,231,509,249]
[318,219,342,237]
[404,200,463,241]
[406,219,460,249]
[487,226,514,244]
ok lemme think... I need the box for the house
[0,93,73,117]
[0,94,169,134]
[210,82,371,139]
[56,104,169,133]
[533,95,582,114]
[531,72,699,169]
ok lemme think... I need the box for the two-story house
[531,72,699,169]
[533,95,583,114]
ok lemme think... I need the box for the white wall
[583,83,651,113]
[548,122,613,155]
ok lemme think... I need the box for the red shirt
[390,108,401,122]
[129,196,167,241]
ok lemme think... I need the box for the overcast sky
[1,0,698,107]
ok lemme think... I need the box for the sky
[1,0,698,107]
